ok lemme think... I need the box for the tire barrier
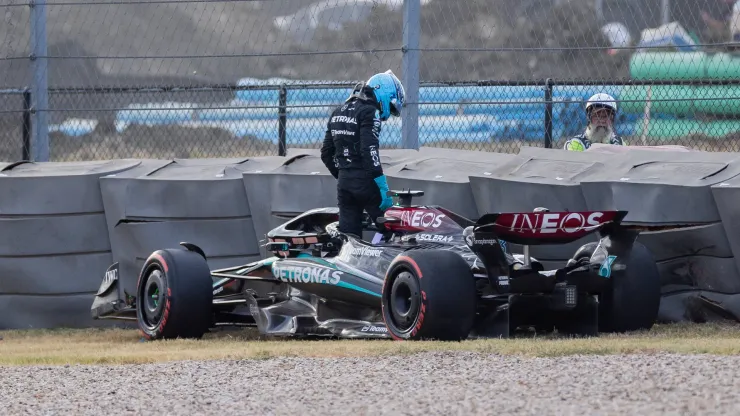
[384,148,517,222]
[100,157,282,298]
[0,160,142,329]
[242,148,422,258]
[468,147,618,264]
[3,145,740,329]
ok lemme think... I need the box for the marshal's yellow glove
[564,139,585,152]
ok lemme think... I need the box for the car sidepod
[242,251,392,339]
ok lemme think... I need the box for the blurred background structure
[2,0,740,161]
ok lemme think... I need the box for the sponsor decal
[332,129,355,136]
[361,325,388,333]
[104,267,118,285]
[497,276,509,286]
[506,212,606,234]
[273,265,343,285]
[464,233,474,246]
[417,234,454,243]
[331,115,357,124]
[249,304,260,316]
[372,111,381,138]
[97,266,119,296]
[350,246,382,257]
[213,286,224,295]
[474,238,498,245]
[369,145,380,167]
[394,210,446,228]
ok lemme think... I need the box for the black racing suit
[320,89,385,238]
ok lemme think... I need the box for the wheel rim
[387,270,421,333]
[140,268,165,330]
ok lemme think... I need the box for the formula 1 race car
[90,190,662,341]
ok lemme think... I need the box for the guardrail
[1,145,740,329]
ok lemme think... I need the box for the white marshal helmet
[585,93,618,114]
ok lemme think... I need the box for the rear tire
[568,240,661,333]
[598,241,661,333]
[136,248,213,340]
[381,250,477,341]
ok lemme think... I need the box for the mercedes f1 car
[91,189,661,341]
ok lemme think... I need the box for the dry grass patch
[2,322,740,366]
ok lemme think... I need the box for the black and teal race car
[91,190,662,341]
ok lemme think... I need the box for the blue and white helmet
[366,69,405,121]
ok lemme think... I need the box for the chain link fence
[1,0,740,162]
[0,89,30,162]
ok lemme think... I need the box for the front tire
[381,250,477,341]
[136,248,213,340]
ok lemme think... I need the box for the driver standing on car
[320,70,405,239]
[564,93,628,151]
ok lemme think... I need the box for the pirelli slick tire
[381,249,477,341]
[598,241,661,333]
[136,249,213,340]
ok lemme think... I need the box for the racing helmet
[585,93,617,115]
[366,69,406,121]
[585,93,617,127]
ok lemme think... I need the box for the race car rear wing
[473,209,628,246]
[471,208,707,273]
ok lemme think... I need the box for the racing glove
[564,138,586,152]
[374,175,393,211]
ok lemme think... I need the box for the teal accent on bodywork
[338,281,381,297]
[280,253,381,297]
[231,257,277,276]
[295,253,336,268]
[599,255,617,278]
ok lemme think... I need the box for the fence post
[278,84,287,156]
[661,0,671,25]
[22,89,32,161]
[544,78,553,149]
[29,0,50,161]
[401,0,420,150]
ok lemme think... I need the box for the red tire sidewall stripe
[383,255,427,340]
[151,253,169,273]
[394,255,423,279]
[139,252,171,339]
[157,287,172,335]
[136,251,169,295]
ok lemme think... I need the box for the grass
[2,322,740,366]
